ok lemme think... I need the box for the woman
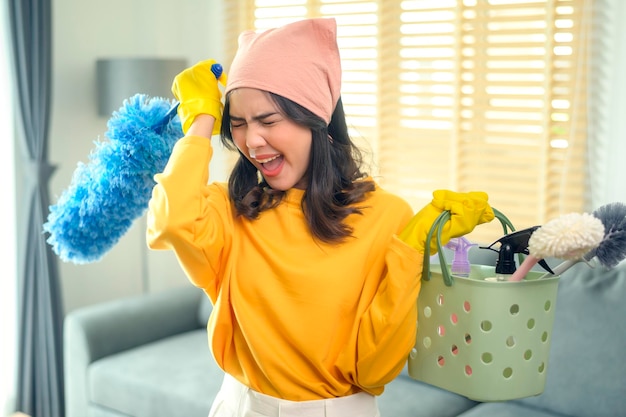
[147,17,493,417]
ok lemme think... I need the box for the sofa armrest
[64,285,204,417]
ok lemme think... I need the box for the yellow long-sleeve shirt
[147,136,423,401]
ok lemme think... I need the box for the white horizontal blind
[230,0,588,243]
[378,0,588,243]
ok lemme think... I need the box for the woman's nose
[245,125,267,151]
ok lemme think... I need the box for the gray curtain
[8,0,64,416]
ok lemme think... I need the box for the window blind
[229,0,588,243]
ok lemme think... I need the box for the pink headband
[225,18,342,124]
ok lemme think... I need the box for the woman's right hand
[171,59,227,135]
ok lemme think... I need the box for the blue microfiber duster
[44,94,182,264]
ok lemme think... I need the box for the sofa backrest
[197,294,213,326]
[517,261,626,417]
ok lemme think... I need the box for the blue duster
[44,94,182,264]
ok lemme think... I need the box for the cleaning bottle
[480,226,555,282]
[495,242,517,281]
[445,237,477,277]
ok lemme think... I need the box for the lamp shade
[96,57,187,116]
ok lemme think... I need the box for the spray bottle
[480,226,554,281]
[494,242,517,281]
[445,237,477,277]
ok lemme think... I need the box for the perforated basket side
[408,265,560,402]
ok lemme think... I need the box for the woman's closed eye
[230,111,283,128]
[230,116,246,129]
[231,119,278,129]
[255,112,282,127]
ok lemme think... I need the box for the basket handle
[422,208,515,286]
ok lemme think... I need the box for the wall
[604,0,626,205]
[50,0,229,314]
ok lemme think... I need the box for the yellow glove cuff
[177,98,224,136]
[399,204,441,253]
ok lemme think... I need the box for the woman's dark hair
[220,93,375,244]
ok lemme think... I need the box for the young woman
[147,18,493,417]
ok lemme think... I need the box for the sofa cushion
[458,401,563,417]
[513,262,626,417]
[377,366,478,417]
[89,329,222,417]
[91,404,135,417]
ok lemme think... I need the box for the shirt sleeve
[339,237,424,393]
[146,135,232,301]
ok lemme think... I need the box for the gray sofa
[64,250,626,417]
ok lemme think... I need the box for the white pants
[208,374,381,417]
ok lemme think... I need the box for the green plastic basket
[407,210,560,402]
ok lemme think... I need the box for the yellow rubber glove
[171,59,227,135]
[399,190,495,254]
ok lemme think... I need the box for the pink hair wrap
[225,18,342,124]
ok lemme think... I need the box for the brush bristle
[593,202,626,268]
[529,212,605,259]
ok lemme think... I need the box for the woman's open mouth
[254,154,284,177]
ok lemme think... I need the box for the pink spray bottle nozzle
[445,236,477,277]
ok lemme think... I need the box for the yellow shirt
[147,136,423,400]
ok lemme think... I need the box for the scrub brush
[540,202,626,277]
[508,212,605,282]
